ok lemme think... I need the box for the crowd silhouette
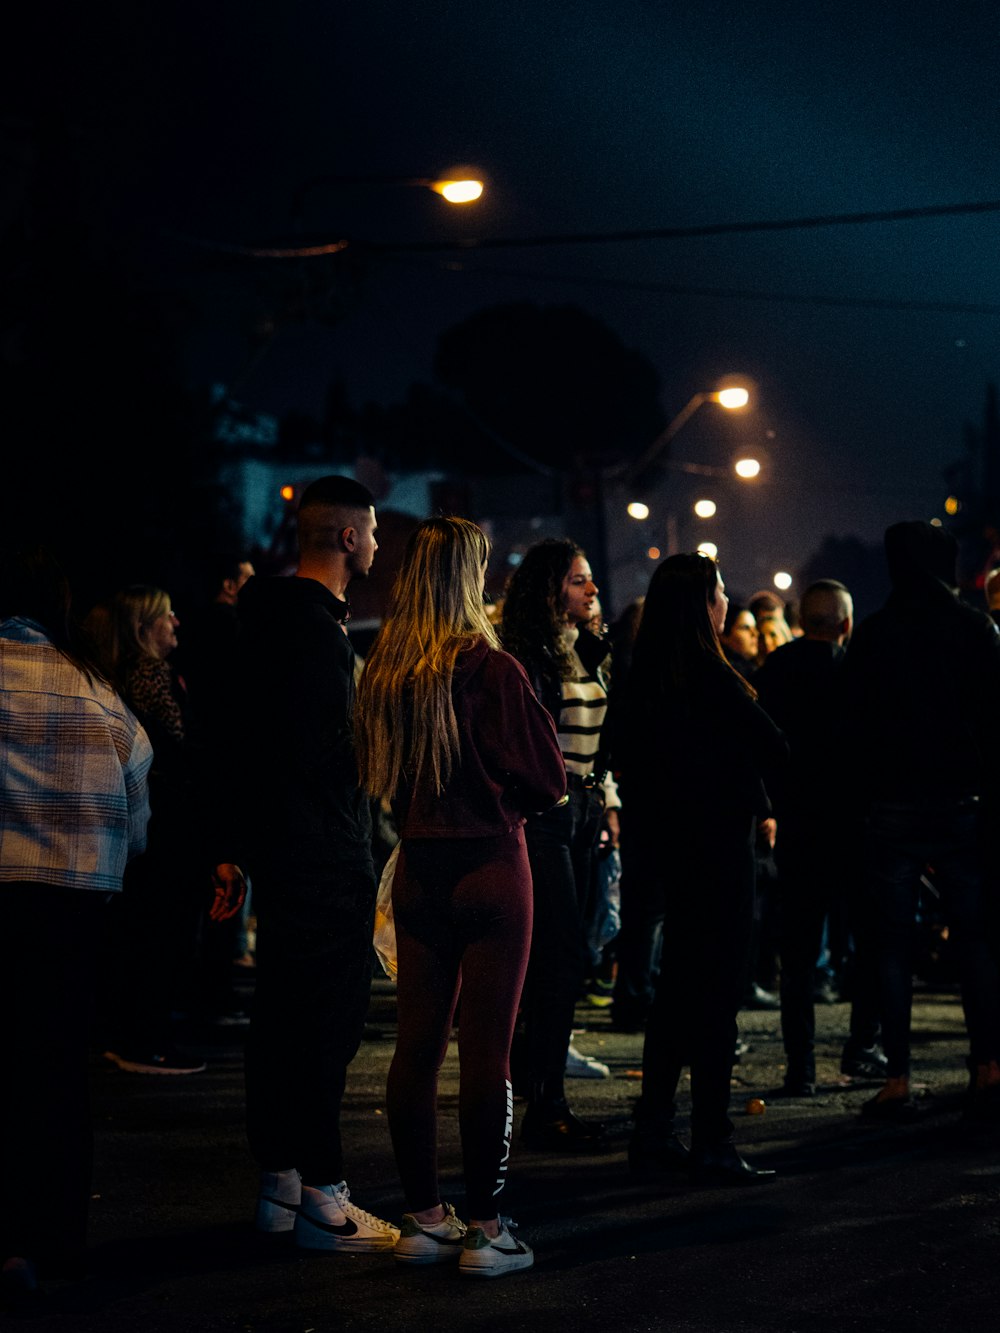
[4,491,1000,1304]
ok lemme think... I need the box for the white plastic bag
[373,842,399,979]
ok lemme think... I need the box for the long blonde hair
[356,516,499,801]
[82,584,172,697]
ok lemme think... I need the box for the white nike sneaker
[393,1202,467,1265]
[255,1168,301,1233]
[459,1218,534,1277]
[293,1181,400,1253]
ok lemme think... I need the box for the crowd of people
[3,477,1000,1302]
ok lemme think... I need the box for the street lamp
[290,167,485,228]
[611,386,751,490]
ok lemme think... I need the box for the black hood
[884,521,957,593]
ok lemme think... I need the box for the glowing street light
[693,498,717,518]
[734,457,761,479]
[291,167,486,228]
[613,383,751,488]
[627,501,650,520]
[774,571,793,591]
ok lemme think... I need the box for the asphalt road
[16,974,1000,1332]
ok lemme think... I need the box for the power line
[394,254,1000,317]
[170,197,1000,261]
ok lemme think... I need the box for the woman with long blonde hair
[356,516,565,1279]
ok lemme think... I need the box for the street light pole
[290,169,484,229]
[600,385,753,612]
[608,387,750,489]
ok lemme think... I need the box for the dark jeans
[2,884,110,1276]
[518,786,603,1101]
[95,838,206,1052]
[776,817,880,1081]
[865,797,1000,1077]
[245,860,375,1182]
[636,812,757,1149]
[611,830,664,1028]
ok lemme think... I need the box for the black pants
[635,813,757,1149]
[2,883,110,1276]
[776,817,880,1080]
[245,861,376,1183]
[611,826,665,1028]
[518,786,603,1101]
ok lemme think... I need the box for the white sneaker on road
[565,1041,610,1079]
[293,1181,400,1252]
[459,1219,534,1278]
[393,1202,467,1265]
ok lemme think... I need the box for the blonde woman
[356,517,565,1278]
[84,586,244,1076]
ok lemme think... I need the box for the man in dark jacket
[841,521,1000,1121]
[232,475,399,1250]
[755,579,883,1096]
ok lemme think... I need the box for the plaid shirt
[0,618,153,892]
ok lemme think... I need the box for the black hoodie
[230,574,373,882]
[841,521,1000,803]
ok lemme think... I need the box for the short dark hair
[298,475,374,513]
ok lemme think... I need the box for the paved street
[17,975,1000,1331]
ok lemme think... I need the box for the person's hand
[210,863,247,922]
[758,817,777,849]
[603,807,621,849]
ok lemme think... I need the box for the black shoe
[841,1045,888,1080]
[770,1078,815,1098]
[690,1141,776,1184]
[521,1100,610,1153]
[628,1130,690,1178]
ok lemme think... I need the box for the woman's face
[560,555,598,625]
[758,617,790,657]
[709,571,729,636]
[144,605,179,659]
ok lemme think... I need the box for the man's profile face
[347,506,379,580]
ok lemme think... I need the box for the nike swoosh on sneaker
[259,1195,298,1212]
[299,1215,359,1236]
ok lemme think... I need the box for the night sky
[6,1,1000,608]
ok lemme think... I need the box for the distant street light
[734,457,761,478]
[693,498,717,518]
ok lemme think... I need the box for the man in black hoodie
[233,475,399,1251]
[841,521,1000,1122]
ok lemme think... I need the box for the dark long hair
[499,537,584,692]
[0,541,107,687]
[630,552,755,699]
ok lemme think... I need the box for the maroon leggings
[386,829,532,1221]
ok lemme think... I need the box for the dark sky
[8,1,1000,603]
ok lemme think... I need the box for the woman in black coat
[613,553,788,1184]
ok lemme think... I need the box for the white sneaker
[293,1181,400,1253]
[459,1219,534,1278]
[255,1168,301,1233]
[565,1041,610,1079]
[393,1202,467,1265]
